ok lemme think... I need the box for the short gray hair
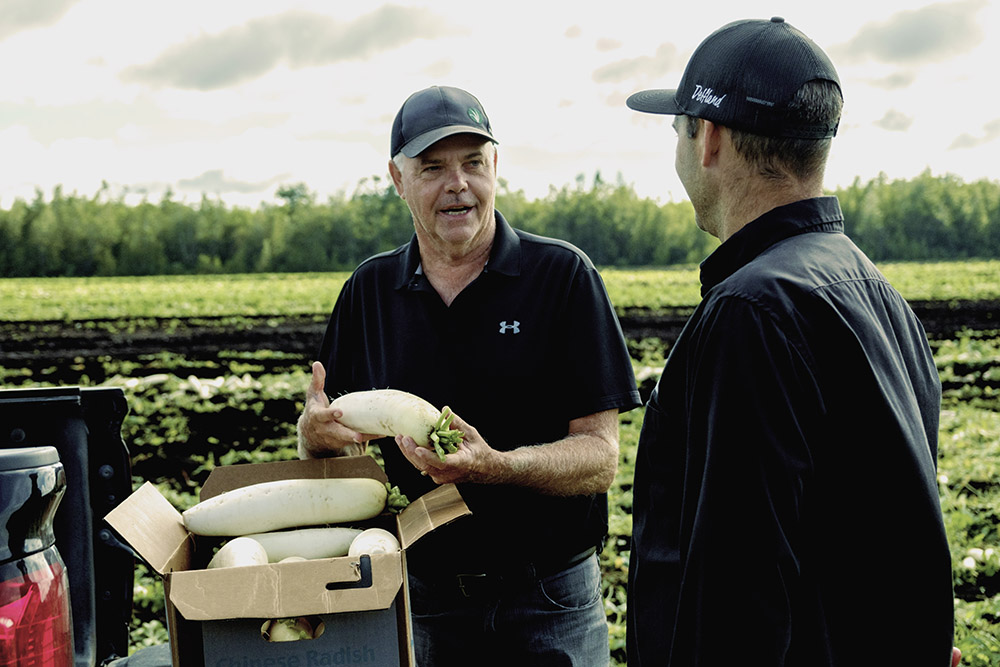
[728,80,843,181]
[391,137,497,172]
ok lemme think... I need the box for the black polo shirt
[317,210,641,573]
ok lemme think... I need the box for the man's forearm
[491,433,619,496]
[474,409,620,496]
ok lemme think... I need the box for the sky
[1,0,998,210]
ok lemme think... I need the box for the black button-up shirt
[628,197,953,666]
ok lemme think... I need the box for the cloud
[867,70,917,91]
[596,38,622,52]
[874,109,914,132]
[0,0,79,40]
[422,59,453,79]
[177,169,288,195]
[0,99,161,144]
[592,42,680,84]
[830,0,987,65]
[121,5,450,91]
[0,99,289,145]
[948,118,1000,150]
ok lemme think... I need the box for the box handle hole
[326,554,373,591]
[260,615,325,642]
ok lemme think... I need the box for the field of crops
[2,261,1000,322]
[1,263,998,665]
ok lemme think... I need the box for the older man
[298,86,640,666]
[624,18,956,667]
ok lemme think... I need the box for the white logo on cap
[692,85,726,108]
[468,107,482,124]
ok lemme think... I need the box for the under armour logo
[499,320,520,334]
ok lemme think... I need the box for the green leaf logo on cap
[467,107,482,125]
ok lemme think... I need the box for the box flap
[396,484,471,550]
[168,553,403,621]
[199,455,387,500]
[104,482,193,575]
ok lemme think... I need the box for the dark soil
[1,301,996,372]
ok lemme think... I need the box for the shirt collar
[395,210,521,290]
[484,210,521,277]
[699,196,844,296]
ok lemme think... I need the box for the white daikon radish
[246,526,363,562]
[183,478,387,536]
[348,528,401,557]
[207,536,268,569]
[261,617,319,642]
[331,389,463,460]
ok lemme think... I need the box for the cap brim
[626,89,683,115]
[398,125,498,158]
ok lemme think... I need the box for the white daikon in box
[106,456,471,667]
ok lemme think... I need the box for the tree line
[1,170,998,278]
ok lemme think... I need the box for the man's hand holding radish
[394,411,492,486]
[297,361,383,459]
[396,409,620,497]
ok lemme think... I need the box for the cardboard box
[106,456,471,667]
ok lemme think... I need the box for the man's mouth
[441,205,473,216]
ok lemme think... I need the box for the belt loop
[457,573,490,598]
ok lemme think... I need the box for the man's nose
[444,168,468,192]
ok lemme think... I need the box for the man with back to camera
[623,17,958,666]
[296,85,641,665]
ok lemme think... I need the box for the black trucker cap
[390,86,498,158]
[627,17,842,139]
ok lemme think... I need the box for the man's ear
[700,120,723,168]
[388,158,405,199]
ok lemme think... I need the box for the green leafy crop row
[2,260,1000,324]
[3,334,995,665]
[0,263,997,664]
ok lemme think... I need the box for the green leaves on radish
[384,482,410,513]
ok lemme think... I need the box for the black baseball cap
[390,86,498,158]
[627,17,842,139]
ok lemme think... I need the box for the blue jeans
[408,552,609,667]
